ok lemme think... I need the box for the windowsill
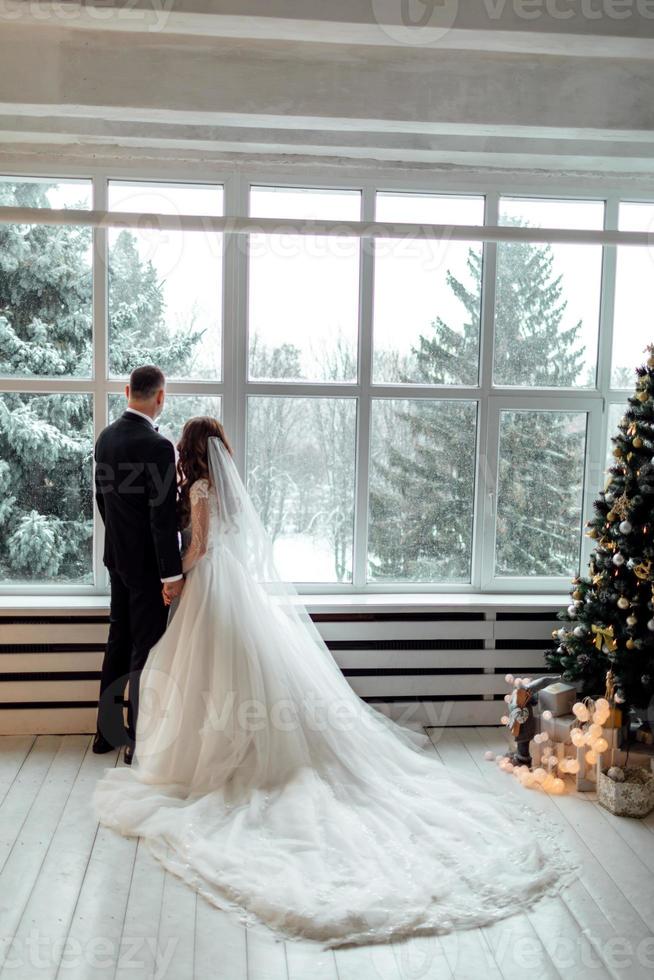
[0,592,567,614]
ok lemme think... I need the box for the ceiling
[0,0,653,183]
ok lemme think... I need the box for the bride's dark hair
[176,416,234,529]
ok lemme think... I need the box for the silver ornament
[573,626,585,637]
[567,604,577,617]
[627,615,637,626]
[647,619,654,631]
[619,520,633,534]
[612,553,625,566]
[617,596,629,609]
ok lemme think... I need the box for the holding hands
[162,578,185,607]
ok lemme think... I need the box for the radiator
[0,604,562,734]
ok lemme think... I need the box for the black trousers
[96,569,169,749]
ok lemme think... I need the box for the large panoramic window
[373,193,484,385]
[0,173,644,592]
[495,197,604,389]
[248,187,360,383]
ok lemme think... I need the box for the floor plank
[471,726,654,980]
[195,894,248,980]
[0,735,35,807]
[56,816,139,978]
[245,926,288,980]
[0,732,652,980]
[155,868,197,980]
[1,739,119,980]
[0,735,89,974]
[430,729,559,980]
[113,840,166,980]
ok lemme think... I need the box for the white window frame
[0,164,643,596]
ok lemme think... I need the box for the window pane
[368,399,477,582]
[108,182,223,381]
[495,409,587,577]
[611,202,654,388]
[0,176,91,209]
[0,179,92,378]
[108,394,222,444]
[0,393,93,584]
[248,187,361,383]
[373,194,484,385]
[246,396,356,582]
[495,198,604,388]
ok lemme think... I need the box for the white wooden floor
[1,729,653,980]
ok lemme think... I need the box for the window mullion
[475,191,499,592]
[93,175,109,594]
[352,187,375,590]
[223,172,249,476]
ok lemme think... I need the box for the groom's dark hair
[129,365,166,400]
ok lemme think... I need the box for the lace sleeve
[182,479,211,573]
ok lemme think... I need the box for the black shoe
[123,746,134,766]
[92,732,115,755]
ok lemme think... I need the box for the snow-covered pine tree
[0,182,204,582]
[368,236,586,581]
[546,347,654,710]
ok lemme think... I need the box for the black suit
[95,411,182,748]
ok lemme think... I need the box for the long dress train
[93,438,576,948]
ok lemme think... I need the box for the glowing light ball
[542,709,553,721]
[585,750,597,766]
[532,768,547,783]
[500,715,509,725]
[594,738,609,754]
[567,759,580,774]
[504,674,514,684]
[573,703,590,722]
[571,730,586,748]
[589,723,603,739]
[550,778,566,795]
[484,751,495,761]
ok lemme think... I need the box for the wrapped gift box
[537,682,577,718]
[598,768,654,817]
[541,713,577,743]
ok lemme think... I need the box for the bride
[93,416,575,947]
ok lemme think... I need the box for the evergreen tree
[0,183,204,583]
[546,349,654,710]
[369,238,586,581]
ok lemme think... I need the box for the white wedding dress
[93,438,575,948]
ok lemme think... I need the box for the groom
[93,365,184,764]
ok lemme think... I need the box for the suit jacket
[95,412,182,587]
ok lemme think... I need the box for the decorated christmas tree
[546,346,654,711]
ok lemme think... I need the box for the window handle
[488,491,495,518]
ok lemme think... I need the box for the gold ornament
[637,391,649,403]
[588,528,598,539]
[573,589,583,600]
[591,624,617,653]
[612,493,631,520]
[627,638,636,650]
[634,437,644,449]
[606,511,616,522]
[633,560,653,580]
[614,447,624,457]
